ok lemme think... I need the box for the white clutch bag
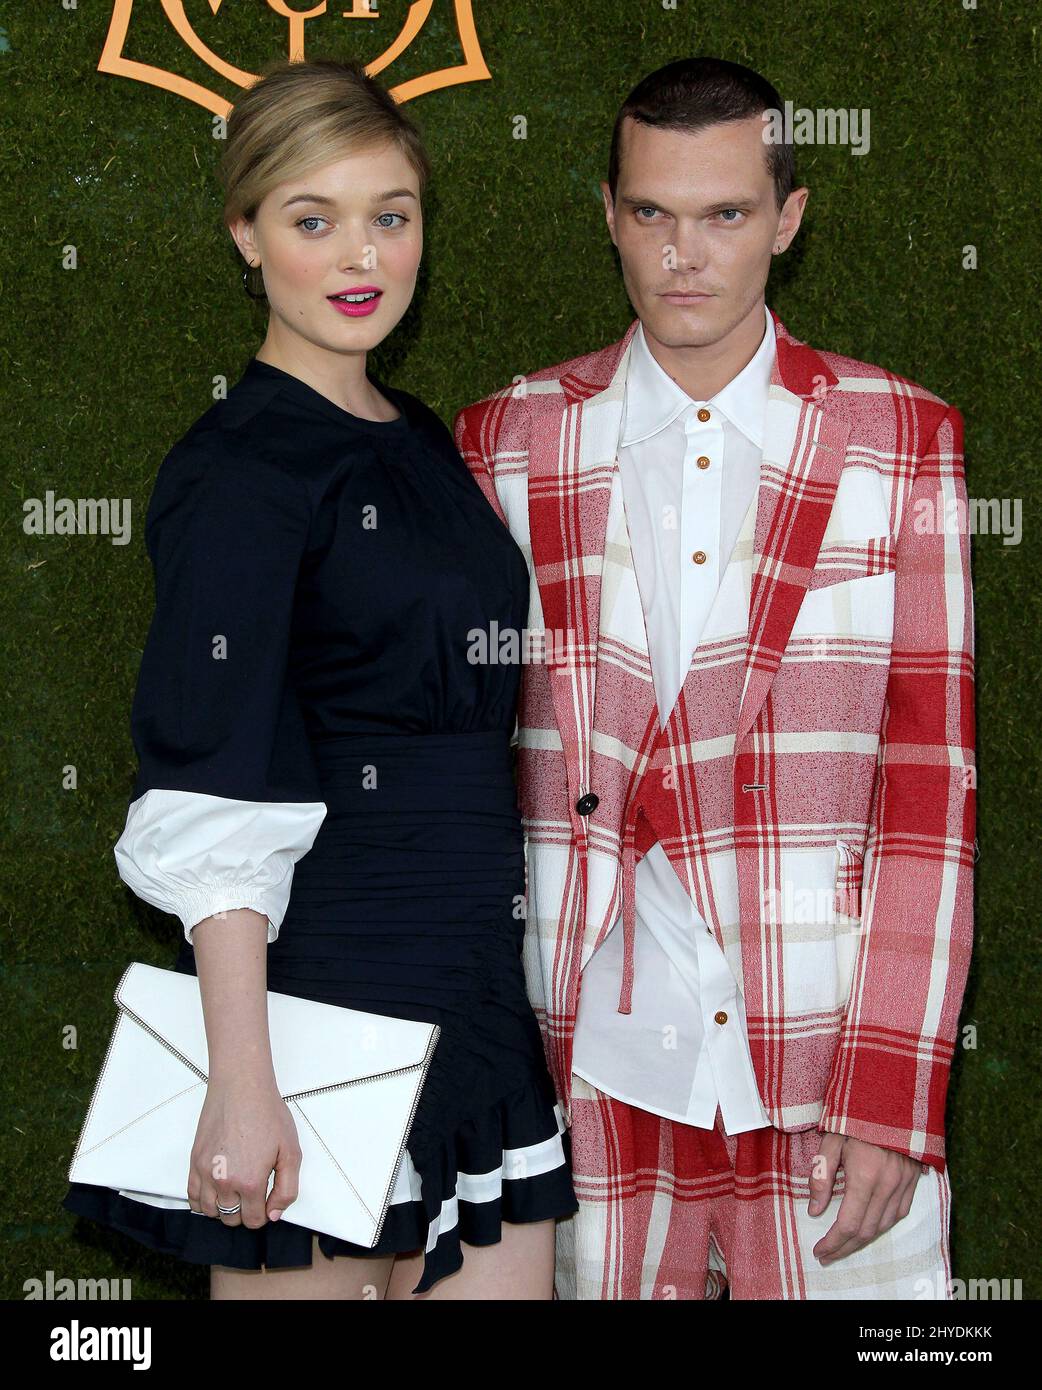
[67,962,440,1248]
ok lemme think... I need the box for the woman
[62,57,578,1300]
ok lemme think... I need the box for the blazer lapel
[735,313,852,743]
[524,322,640,821]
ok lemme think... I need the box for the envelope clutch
[67,962,440,1248]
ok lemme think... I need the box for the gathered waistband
[310,729,517,814]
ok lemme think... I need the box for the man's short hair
[607,57,795,212]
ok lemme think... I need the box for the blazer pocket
[834,839,865,920]
[808,537,896,591]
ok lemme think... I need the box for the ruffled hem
[62,1071,578,1296]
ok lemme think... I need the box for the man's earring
[242,258,267,301]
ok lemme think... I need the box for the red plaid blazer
[454,308,975,1174]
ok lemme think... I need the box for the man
[454,57,975,1300]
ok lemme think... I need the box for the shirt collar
[620,301,776,450]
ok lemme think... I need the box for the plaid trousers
[555,1072,953,1300]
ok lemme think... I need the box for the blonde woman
[63,58,577,1300]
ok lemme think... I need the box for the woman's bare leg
[383,1218,557,1300]
[211,1233,396,1300]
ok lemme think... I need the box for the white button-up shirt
[570,303,776,1133]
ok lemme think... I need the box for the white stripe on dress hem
[114,1102,570,1240]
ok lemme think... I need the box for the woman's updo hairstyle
[218,57,431,294]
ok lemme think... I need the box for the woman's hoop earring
[242,260,267,301]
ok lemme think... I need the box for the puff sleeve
[113,430,327,944]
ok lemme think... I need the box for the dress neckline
[244,356,413,435]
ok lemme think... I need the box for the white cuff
[176,887,280,945]
[114,788,328,944]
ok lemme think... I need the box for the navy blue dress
[62,357,578,1295]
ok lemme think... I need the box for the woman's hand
[188,1074,301,1228]
[186,906,299,1227]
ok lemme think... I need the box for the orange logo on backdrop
[99,0,491,114]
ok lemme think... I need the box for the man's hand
[808,1132,930,1265]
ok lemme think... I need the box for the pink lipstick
[327,285,383,317]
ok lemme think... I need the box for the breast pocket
[790,538,897,641]
[807,537,896,590]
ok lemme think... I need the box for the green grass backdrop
[1,0,1039,1299]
